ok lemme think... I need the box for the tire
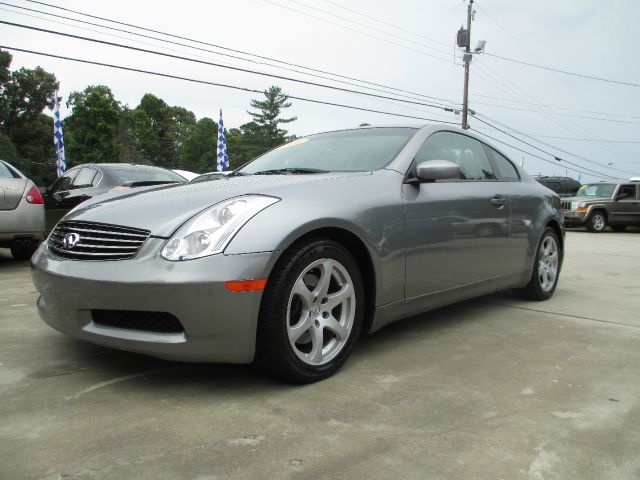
[586,211,607,233]
[513,227,561,301]
[611,225,627,232]
[255,238,364,383]
[10,244,37,261]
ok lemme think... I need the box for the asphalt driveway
[1,231,638,480]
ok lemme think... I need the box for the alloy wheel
[537,235,559,292]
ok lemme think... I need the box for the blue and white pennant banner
[216,109,229,172]
[53,93,66,177]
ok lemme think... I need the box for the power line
[0,45,460,127]
[0,20,456,114]
[262,0,453,63]
[317,0,451,47]
[471,115,619,179]
[483,52,640,89]
[278,0,451,56]
[470,127,614,179]
[20,0,455,106]
[0,1,455,109]
[471,93,640,120]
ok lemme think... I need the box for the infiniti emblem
[63,232,80,249]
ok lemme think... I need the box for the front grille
[561,201,572,210]
[92,309,184,333]
[49,221,150,261]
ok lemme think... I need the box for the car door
[609,183,640,226]
[403,131,510,299]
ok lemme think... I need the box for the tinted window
[0,162,19,178]
[72,168,99,188]
[618,184,637,199]
[415,132,496,181]
[49,169,78,193]
[485,146,520,181]
[240,128,417,174]
[109,166,185,183]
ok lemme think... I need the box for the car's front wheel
[586,211,607,233]
[513,227,561,301]
[255,239,364,383]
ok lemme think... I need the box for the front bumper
[562,210,587,227]
[31,238,277,363]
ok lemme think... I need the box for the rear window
[109,166,185,183]
[0,162,20,178]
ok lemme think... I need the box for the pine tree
[247,85,296,148]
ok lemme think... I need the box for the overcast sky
[2,0,639,181]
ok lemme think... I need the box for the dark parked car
[32,125,565,383]
[535,176,581,197]
[45,163,186,229]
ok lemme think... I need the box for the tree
[64,85,121,164]
[247,85,296,148]
[0,51,58,184]
[179,117,217,172]
[133,94,196,168]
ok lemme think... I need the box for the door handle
[491,195,507,207]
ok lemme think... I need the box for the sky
[2,0,639,182]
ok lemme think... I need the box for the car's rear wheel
[586,211,607,233]
[255,239,364,383]
[611,225,627,232]
[513,227,561,301]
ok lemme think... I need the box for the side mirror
[416,159,460,182]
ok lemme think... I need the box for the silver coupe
[31,125,564,382]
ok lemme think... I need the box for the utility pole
[461,0,473,130]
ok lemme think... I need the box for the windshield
[239,127,417,174]
[576,183,616,198]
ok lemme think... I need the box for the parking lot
[1,231,638,480]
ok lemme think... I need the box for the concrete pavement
[0,230,638,480]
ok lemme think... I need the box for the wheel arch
[273,226,378,334]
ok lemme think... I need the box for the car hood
[62,172,369,237]
[562,195,610,203]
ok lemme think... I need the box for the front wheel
[586,211,607,233]
[513,227,561,301]
[255,239,364,383]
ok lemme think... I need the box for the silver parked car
[0,159,45,260]
[31,125,564,382]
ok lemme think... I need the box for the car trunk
[0,178,27,210]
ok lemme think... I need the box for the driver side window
[415,132,496,181]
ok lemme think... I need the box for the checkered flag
[53,93,66,177]
[216,109,229,172]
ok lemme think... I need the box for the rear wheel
[513,227,561,301]
[255,239,364,383]
[586,211,607,233]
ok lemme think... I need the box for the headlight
[160,195,279,261]
[570,201,579,211]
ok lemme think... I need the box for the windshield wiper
[253,168,329,175]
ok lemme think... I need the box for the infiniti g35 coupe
[31,125,564,383]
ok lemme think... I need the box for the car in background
[562,180,640,232]
[32,125,565,383]
[0,159,45,260]
[45,163,186,229]
[171,169,199,181]
[535,176,581,197]
[190,171,231,183]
